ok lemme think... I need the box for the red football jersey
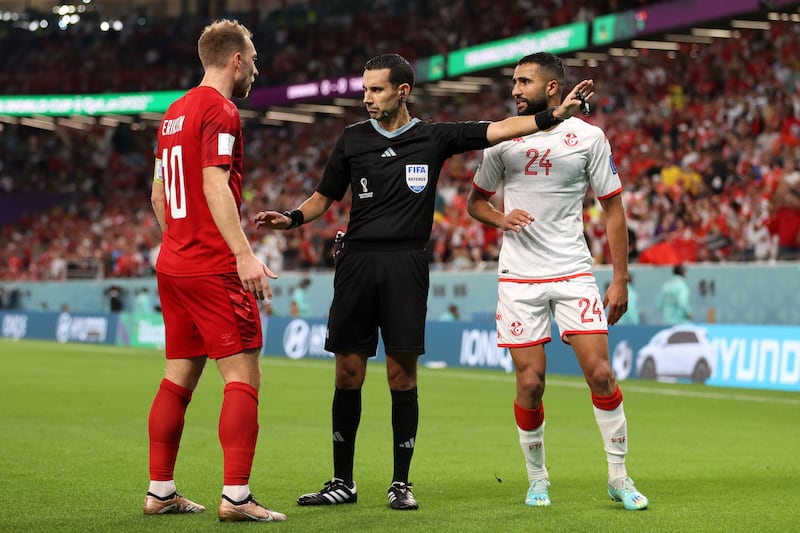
[154,86,243,276]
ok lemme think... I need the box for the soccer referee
[255,53,593,511]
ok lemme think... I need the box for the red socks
[149,379,260,486]
[219,381,259,486]
[148,378,193,480]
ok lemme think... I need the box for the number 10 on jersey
[159,146,187,219]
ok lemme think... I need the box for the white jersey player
[467,52,648,511]
[474,116,620,282]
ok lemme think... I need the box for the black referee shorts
[324,245,429,357]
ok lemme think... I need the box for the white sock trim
[222,484,251,502]
[148,480,176,498]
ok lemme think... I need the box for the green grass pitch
[1,339,798,532]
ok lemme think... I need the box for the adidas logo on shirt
[381,147,397,158]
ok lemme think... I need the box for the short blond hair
[197,19,253,69]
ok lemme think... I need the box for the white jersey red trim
[473,117,621,281]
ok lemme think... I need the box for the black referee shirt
[317,118,491,243]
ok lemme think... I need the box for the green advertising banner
[117,312,165,349]
[447,22,589,77]
[0,91,184,116]
[592,13,637,46]
[414,54,446,84]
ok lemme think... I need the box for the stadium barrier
[2,310,798,392]
[0,310,117,344]
[4,263,800,326]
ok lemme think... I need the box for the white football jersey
[473,117,621,281]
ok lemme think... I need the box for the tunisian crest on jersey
[405,164,429,193]
[562,131,579,147]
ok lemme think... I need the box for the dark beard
[518,96,549,116]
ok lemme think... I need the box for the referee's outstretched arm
[254,191,334,231]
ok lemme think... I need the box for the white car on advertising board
[636,325,714,383]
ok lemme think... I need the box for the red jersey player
[144,19,284,523]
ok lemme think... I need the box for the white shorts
[496,275,608,347]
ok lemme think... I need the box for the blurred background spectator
[438,304,461,321]
[290,277,312,317]
[656,264,693,325]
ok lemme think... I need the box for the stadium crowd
[0,0,653,93]
[1,5,799,281]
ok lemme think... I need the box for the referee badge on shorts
[405,164,429,193]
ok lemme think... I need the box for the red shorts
[156,271,263,359]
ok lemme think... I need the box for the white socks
[517,402,630,484]
[517,422,548,483]
[149,481,251,502]
[593,403,628,481]
[148,480,176,498]
[222,484,251,502]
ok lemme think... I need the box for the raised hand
[553,79,594,121]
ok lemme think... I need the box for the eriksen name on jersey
[162,115,185,136]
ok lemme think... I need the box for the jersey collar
[369,117,420,138]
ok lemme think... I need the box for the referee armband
[534,107,563,131]
[283,209,305,229]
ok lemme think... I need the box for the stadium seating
[0,1,653,93]
[1,3,798,280]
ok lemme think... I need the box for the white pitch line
[423,370,800,406]
[615,382,800,405]
[8,344,794,407]
[261,357,800,407]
